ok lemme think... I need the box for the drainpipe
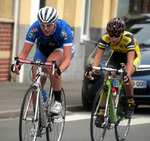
[11,0,19,81]
[30,0,40,25]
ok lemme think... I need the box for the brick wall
[0,23,13,82]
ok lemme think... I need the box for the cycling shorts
[33,44,75,62]
[106,51,141,70]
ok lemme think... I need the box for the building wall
[0,22,13,81]
[0,0,14,82]
[1,0,148,83]
[0,0,14,19]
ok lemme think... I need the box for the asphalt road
[0,81,150,141]
[0,106,150,141]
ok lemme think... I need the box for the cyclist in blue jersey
[12,7,75,114]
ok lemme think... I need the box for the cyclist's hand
[55,67,61,78]
[85,71,94,80]
[85,65,94,80]
[123,71,129,85]
[11,64,21,75]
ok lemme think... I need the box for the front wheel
[115,90,131,141]
[90,85,109,141]
[46,87,66,141]
[19,86,39,141]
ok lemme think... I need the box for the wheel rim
[19,87,39,141]
[90,86,108,141]
[115,116,131,141]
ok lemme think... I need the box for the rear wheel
[115,90,131,141]
[46,87,66,141]
[90,85,109,141]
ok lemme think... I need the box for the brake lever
[13,56,19,72]
[52,61,55,75]
[86,65,93,76]
[51,60,61,76]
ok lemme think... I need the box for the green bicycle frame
[104,77,124,123]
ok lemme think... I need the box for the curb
[0,105,84,120]
[0,110,20,119]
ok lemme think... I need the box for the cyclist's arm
[125,34,136,77]
[92,48,105,68]
[85,48,104,79]
[59,45,72,73]
[125,51,135,77]
[18,42,33,61]
[59,23,73,73]
[92,34,109,68]
[12,42,33,75]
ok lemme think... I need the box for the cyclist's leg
[47,49,63,90]
[124,56,141,118]
[123,65,135,97]
[47,46,74,99]
[46,48,63,114]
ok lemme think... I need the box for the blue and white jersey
[25,19,74,49]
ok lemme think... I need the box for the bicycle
[13,57,66,141]
[88,63,131,141]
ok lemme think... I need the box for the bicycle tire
[115,89,131,141]
[46,86,66,141]
[19,85,40,141]
[90,85,109,141]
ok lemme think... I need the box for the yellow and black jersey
[98,31,141,56]
[98,31,141,70]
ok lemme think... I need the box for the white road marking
[131,116,150,125]
[66,112,90,122]
[66,112,150,126]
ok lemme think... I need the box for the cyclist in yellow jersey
[86,17,141,124]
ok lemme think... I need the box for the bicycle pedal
[107,123,112,129]
[54,116,63,122]
[101,122,105,127]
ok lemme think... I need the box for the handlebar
[12,56,61,76]
[87,63,126,74]
[87,63,129,84]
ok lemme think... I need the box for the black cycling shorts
[38,42,62,58]
[106,51,128,69]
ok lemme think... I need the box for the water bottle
[112,87,118,108]
[112,87,116,99]
[42,89,47,102]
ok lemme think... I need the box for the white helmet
[38,7,58,24]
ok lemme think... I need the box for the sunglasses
[109,33,122,39]
[40,23,54,28]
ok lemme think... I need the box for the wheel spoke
[46,87,66,141]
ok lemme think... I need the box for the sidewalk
[0,80,83,119]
